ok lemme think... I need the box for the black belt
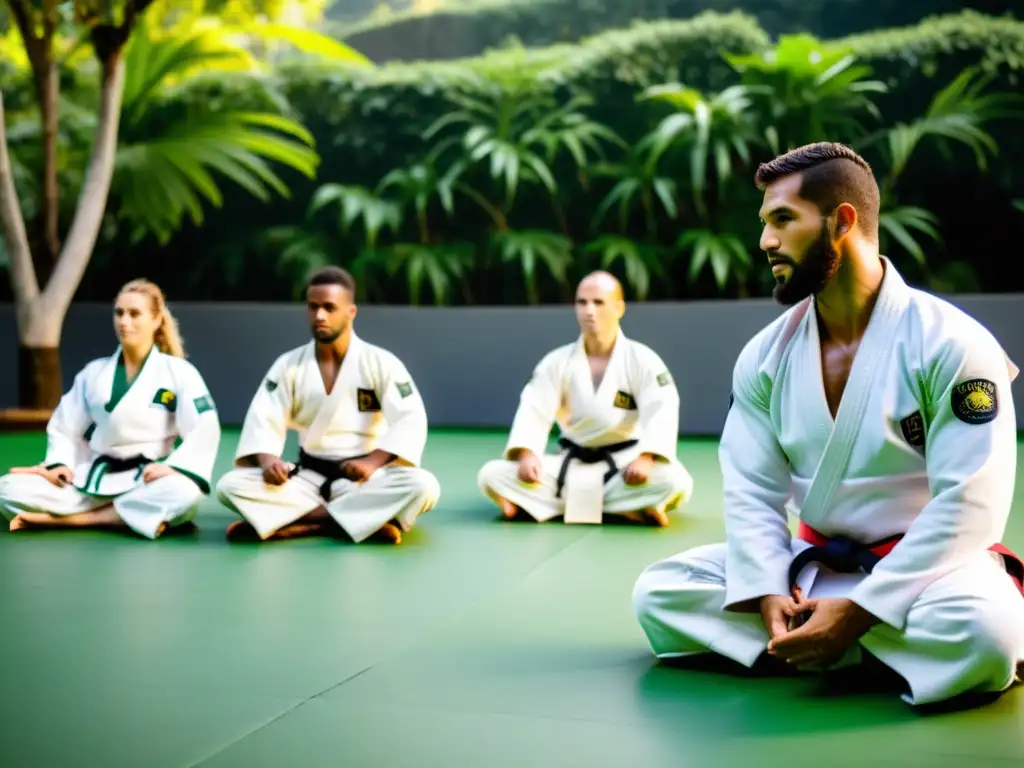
[93,454,152,473]
[787,533,904,591]
[290,449,369,500]
[554,438,639,499]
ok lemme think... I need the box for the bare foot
[226,519,329,542]
[370,522,402,544]
[9,515,30,532]
[272,522,328,540]
[497,496,520,519]
[226,520,260,542]
[620,508,670,527]
[644,507,670,527]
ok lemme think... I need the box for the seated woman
[0,279,222,538]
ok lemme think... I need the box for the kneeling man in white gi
[633,142,1024,708]
[477,271,693,526]
[216,266,440,545]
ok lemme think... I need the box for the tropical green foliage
[3,8,1023,305]
[1,0,366,266]
[110,23,323,243]
[255,20,1023,305]
[330,0,1020,64]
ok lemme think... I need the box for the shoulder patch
[952,378,998,424]
[614,391,637,410]
[152,388,177,412]
[194,394,216,414]
[656,371,672,387]
[396,381,413,399]
[265,379,278,393]
[358,388,382,412]
[899,411,926,448]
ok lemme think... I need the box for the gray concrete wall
[2,295,1022,433]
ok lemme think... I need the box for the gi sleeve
[848,329,1018,631]
[43,366,93,471]
[376,354,428,467]
[504,351,562,460]
[163,362,222,494]
[634,353,680,462]
[235,353,293,464]
[721,341,795,611]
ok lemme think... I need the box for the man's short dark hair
[307,266,356,297]
[754,142,880,239]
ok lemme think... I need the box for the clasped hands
[516,451,655,485]
[260,452,391,486]
[760,588,880,669]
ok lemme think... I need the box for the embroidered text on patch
[951,378,998,424]
[900,411,926,449]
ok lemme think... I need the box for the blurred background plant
[3,0,1023,306]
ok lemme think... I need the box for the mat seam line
[185,665,374,768]
[183,531,596,766]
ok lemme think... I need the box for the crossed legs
[632,542,1024,707]
[216,465,441,544]
[0,472,202,539]
[477,455,693,525]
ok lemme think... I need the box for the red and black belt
[789,521,1024,598]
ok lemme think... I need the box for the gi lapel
[797,259,910,525]
[303,335,363,453]
[91,347,158,448]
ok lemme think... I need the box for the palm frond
[113,112,319,244]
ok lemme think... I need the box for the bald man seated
[477,271,694,526]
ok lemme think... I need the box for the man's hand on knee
[260,457,293,486]
[517,452,541,484]
[623,454,654,485]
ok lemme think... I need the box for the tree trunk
[0,58,126,411]
[19,346,62,409]
[8,0,61,283]
[42,52,125,317]
[32,47,61,286]
[16,296,65,408]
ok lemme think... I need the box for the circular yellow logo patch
[951,378,998,424]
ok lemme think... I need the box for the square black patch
[613,391,637,410]
[358,388,381,412]
[397,381,413,399]
[900,411,925,449]
[265,379,278,393]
